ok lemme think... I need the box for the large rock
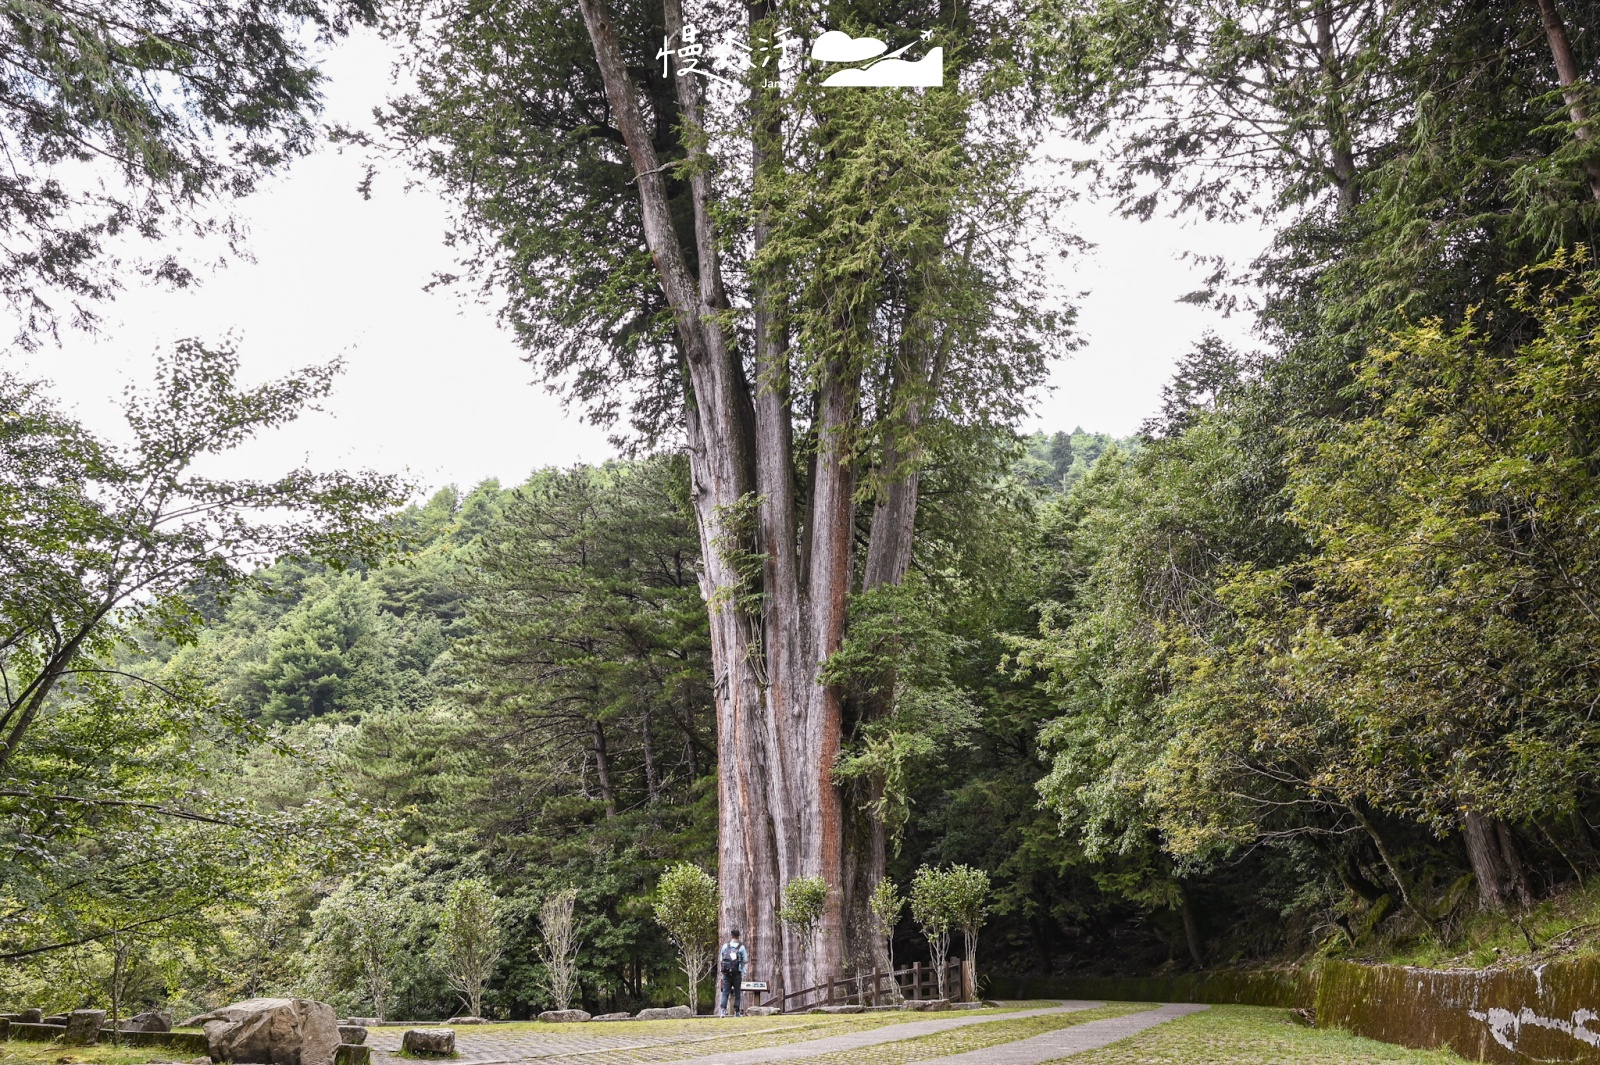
[635,1006,694,1021]
[400,1028,455,1056]
[810,1005,863,1014]
[63,1010,106,1046]
[120,1011,174,1033]
[443,1017,486,1025]
[900,998,952,1012]
[19,1010,42,1024]
[337,1026,367,1045]
[186,998,341,1065]
[537,1010,589,1024]
[744,1007,780,1016]
[591,1013,631,1022]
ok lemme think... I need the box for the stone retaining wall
[995,956,1600,1063]
[1317,957,1600,1064]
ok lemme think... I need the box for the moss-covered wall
[1316,957,1600,1063]
[986,968,1316,1008]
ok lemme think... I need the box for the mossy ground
[1341,877,1600,970]
[1060,1005,1468,1064]
[1,1038,202,1065]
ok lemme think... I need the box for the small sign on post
[741,980,769,992]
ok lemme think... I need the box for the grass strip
[1059,1005,1471,1065]
[2,1038,199,1065]
[788,1003,1153,1065]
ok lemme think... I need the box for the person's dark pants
[719,971,743,1016]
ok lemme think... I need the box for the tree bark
[1348,800,1434,928]
[1314,1,1360,213]
[1177,881,1206,969]
[1462,810,1534,911]
[591,720,618,819]
[641,704,660,804]
[1532,0,1600,201]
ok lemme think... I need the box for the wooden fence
[757,958,969,1012]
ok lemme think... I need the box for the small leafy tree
[910,866,955,1000]
[534,888,582,1012]
[777,876,829,989]
[868,878,905,998]
[868,878,907,1001]
[945,866,990,1001]
[653,864,718,1013]
[308,880,415,1020]
[434,879,502,1020]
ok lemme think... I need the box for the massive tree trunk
[575,0,966,994]
[574,0,898,994]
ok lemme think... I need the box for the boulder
[187,998,340,1065]
[63,1010,107,1046]
[590,1013,631,1022]
[743,1007,780,1017]
[635,1006,694,1021]
[334,1045,370,1065]
[443,1017,487,1025]
[19,1009,42,1024]
[537,1010,589,1024]
[337,1026,367,1045]
[120,1011,174,1033]
[810,1005,863,1014]
[899,999,951,1012]
[400,1028,455,1056]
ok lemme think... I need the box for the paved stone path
[369,1023,721,1063]
[919,1003,1208,1064]
[368,1001,1202,1065]
[655,1001,1104,1065]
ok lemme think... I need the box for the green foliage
[778,875,829,987]
[0,341,403,994]
[910,865,959,997]
[305,873,429,1021]
[653,863,718,1012]
[828,580,981,848]
[0,0,378,340]
[868,878,906,978]
[1018,430,1137,494]
[778,876,829,933]
[435,879,502,1019]
[1153,251,1600,847]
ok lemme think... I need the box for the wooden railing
[756,957,968,1012]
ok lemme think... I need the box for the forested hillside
[5,431,1149,1018]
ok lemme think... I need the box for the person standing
[716,929,749,1017]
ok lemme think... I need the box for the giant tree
[382,0,1064,987]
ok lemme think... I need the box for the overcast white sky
[20,31,1270,498]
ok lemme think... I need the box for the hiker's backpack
[720,944,742,974]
